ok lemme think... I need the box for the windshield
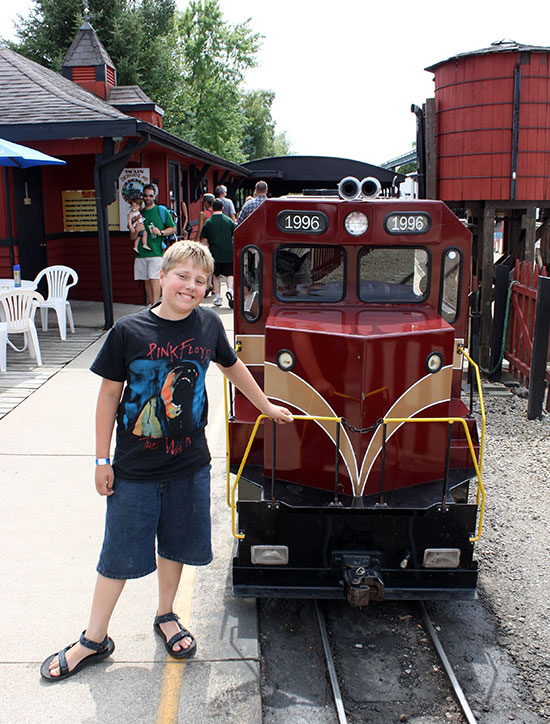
[274,246,345,302]
[359,247,430,302]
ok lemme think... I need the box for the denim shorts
[96,464,212,580]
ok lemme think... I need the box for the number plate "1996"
[384,212,431,234]
[276,210,329,234]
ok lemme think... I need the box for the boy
[127,195,150,254]
[41,241,292,681]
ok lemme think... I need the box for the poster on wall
[62,190,119,232]
[118,168,150,231]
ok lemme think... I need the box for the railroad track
[315,600,478,724]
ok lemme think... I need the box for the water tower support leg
[479,205,495,369]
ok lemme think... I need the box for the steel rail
[419,602,478,724]
[315,601,348,724]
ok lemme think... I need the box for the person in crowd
[179,199,190,239]
[214,185,237,222]
[194,194,214,241]
[134,184,176,305]
[127,195,150,254]
[40,241,293,682]
[200,198,236,308]
[237,181,268,225]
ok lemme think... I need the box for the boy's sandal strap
[167,629,194,649]
[57,644,75,676]
[155,612,180,625]
[79,631,109,652]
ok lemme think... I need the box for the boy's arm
[217,358,293,424]
[95,378,124,496]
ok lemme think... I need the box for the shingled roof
[0,46,129,126]
[0,45,249,174]
[108,85,164,116]
[62,20,115,68]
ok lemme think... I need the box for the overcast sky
[1,0,549,165]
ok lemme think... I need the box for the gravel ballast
[473,387,549,719]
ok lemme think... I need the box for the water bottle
[13,264,21,287]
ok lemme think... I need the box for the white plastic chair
[0,321,7,372]
[0,289,45,367]
[33,265,78,341]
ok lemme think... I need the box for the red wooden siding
[433,51,550,201]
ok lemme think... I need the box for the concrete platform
[0,301,262,724]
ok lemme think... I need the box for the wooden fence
[503,260,550,414]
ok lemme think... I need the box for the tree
[6,0,179,108]
[165,0,262,162]
[5,0,290,164]
[7,0,85,70]
[240,89,291,160]
[397,161,417,175]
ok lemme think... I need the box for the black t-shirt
[90,305,237,481]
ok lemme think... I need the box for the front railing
[224,348,485,542]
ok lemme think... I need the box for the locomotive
[225,177,485,606]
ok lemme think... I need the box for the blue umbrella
[0,137,66,168]
[0,138,66,269]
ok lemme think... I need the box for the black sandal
[154,612,197,659]
[40,631,115,681]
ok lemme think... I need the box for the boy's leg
[155,465,212,653]
[47,573,125,677]
[156,556,193,652]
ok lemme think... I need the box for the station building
[0,21,249,325]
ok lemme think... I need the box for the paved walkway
[0,302,143,418]
[0,300,261,724]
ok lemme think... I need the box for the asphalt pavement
[0,299,261,724]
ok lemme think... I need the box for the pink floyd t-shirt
[91,305,237,481]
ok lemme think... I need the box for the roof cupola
[61,21,116,100]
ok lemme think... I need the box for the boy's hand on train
[95,465,115,496]
[265,403,294,424]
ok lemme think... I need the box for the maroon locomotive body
[227,182,482,604]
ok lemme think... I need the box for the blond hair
[161,240,214,276]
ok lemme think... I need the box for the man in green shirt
[200,199,236,308]
[134,184,176,305]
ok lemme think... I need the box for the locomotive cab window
[241,246,262,322]
[275,246,345,302]
[359,247,430,302]
[439,248,462,323]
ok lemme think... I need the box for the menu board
[62,190,119,232]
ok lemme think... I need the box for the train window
[274,246,345,302]
[439,248,462,323]
[241,246,262,322]
[358,247,429,302]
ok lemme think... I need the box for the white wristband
[95,458,111,465]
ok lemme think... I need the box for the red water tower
[421,40,550,366]
[426,39,550,202]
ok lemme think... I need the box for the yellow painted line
[155,565,197,724]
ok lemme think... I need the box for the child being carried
[128,196,150,254]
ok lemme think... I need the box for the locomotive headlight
[344,211,368,236]
[251,545,289,565]
[426,352,444,373]
[423,548,461,568]
[277,349,295,371]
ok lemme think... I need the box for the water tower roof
[426,39,550,72]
